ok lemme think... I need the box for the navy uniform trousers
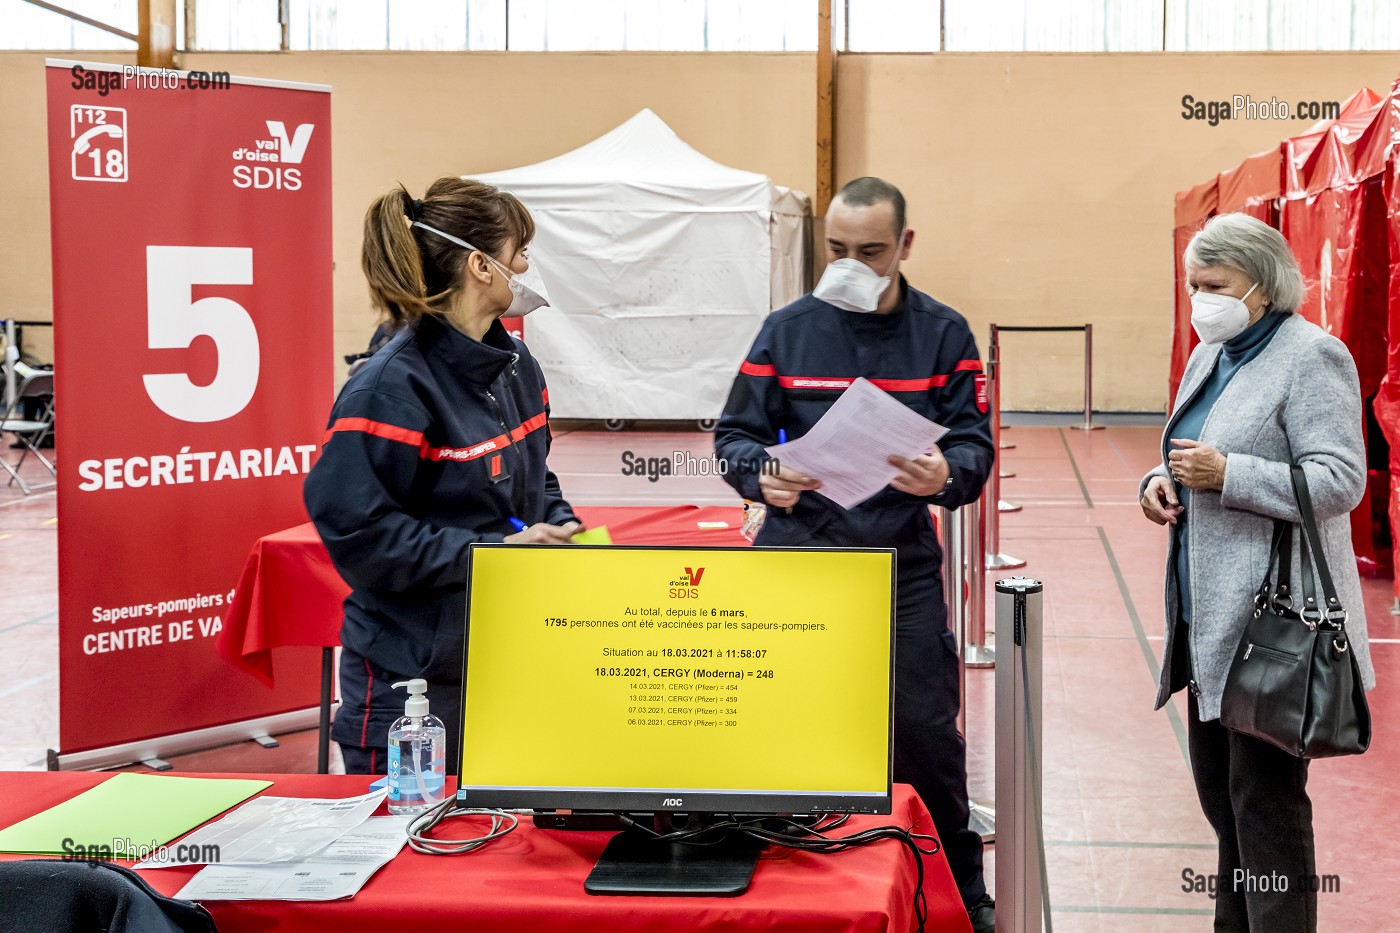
[894,549,986,909]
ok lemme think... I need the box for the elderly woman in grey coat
[1140,213,1375,933]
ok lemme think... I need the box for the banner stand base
[47,707,320,772]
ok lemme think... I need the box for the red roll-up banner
[45,60,332,757]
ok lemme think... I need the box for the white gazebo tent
[472,109,810,422]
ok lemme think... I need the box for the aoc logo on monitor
[668,567,704,599]
[660,798,683,807]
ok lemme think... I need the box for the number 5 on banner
[144,246,259,423]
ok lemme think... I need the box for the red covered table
[216,507,750,771]
[0,771,972,933]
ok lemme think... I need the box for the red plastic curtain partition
[1367,79,1400,593]
[1169,178,1218,402]
[1280,88,1390,572]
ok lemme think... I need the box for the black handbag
[1219,465,1371,758]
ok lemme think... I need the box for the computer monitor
[457,545,895,893]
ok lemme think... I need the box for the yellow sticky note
[571,526,612,545]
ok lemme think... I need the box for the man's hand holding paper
[763,378,950,510]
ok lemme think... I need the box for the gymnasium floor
[1,422,1396,931]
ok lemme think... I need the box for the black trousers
[334,647,463,779]
[1187,691,1317,932]
[895,559,986,909]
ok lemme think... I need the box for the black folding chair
[1,370,56,495]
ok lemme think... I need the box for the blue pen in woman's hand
[508,517,528,533]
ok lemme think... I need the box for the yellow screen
[460,547,893,800]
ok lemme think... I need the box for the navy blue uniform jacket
[304,314,575,683]
[714,282,993,571]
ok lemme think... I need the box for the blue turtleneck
[1171,311,1288,623]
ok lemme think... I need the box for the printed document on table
[134,791,386,868]
[174,816,410,901]
[764,377,949,510]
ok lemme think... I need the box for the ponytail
[361,176,535,329]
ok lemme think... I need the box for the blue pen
[507,517,528,533]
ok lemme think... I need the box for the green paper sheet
[0,772,272,856]
[571,525,613,545]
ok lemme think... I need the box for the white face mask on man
[412,221,550,316]
[812,230,906,313]
[1190,281,1259,344]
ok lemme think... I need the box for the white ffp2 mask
[812,231,906,313]
[412,220,550,316]
[1190,282,1258,344]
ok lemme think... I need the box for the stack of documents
[133,790,408,902]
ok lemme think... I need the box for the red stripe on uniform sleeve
[324,417,425,448]
[510,411,549,442]
[542,387,550,406]
[954,359,983,372]
[740,360,777,377]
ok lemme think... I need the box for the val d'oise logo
[232,120,315,190]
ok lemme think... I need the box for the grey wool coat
[1140,312,1376,721]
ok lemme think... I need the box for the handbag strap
[1290,465,1346,627]
[1256,519,1295,613]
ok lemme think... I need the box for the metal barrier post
[941,504,995,841]
[1069,323,1103,431]
[3,320,16,410]
[985,326,1025,570]
[987,325,1021,515]
[939,507,968,736]
[964,496,995,667]
[995,577,1050,933]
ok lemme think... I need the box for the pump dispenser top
[393,679,430,719]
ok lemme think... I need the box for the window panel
[848,0,937,51]
[389,0,467,50]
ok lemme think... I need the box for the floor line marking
[1052,906,1214,916]
[1045,839,1215,849]
[0,671,56,700]
[1057,428,1094,508]
[0,610,57,634]
[1095,525,1190,767]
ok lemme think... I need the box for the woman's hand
[505,521,582,544]
[759,463,821,508]
[1168,439,1227,491]
[1140,475,1183,525]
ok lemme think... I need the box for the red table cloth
[0,772,972,933]
[217,505,749,686]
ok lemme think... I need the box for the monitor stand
[584,827,764,896]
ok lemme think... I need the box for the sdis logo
[232,120,314,191]
[668,566,705,599]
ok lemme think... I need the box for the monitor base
[585,828,763,896]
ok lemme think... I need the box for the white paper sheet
[764,377,950,510]
[133,791,386,868]
[173,816,410,901]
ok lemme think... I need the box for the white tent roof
[473,109,804,214]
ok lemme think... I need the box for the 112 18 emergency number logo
[70,105,128,182]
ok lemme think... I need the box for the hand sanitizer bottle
[387,679,446,815]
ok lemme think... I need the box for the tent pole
[816,0,836,217]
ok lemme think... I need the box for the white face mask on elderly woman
[812,231,906,313]
[412,221,550,316]
[1190,281,1258,344]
